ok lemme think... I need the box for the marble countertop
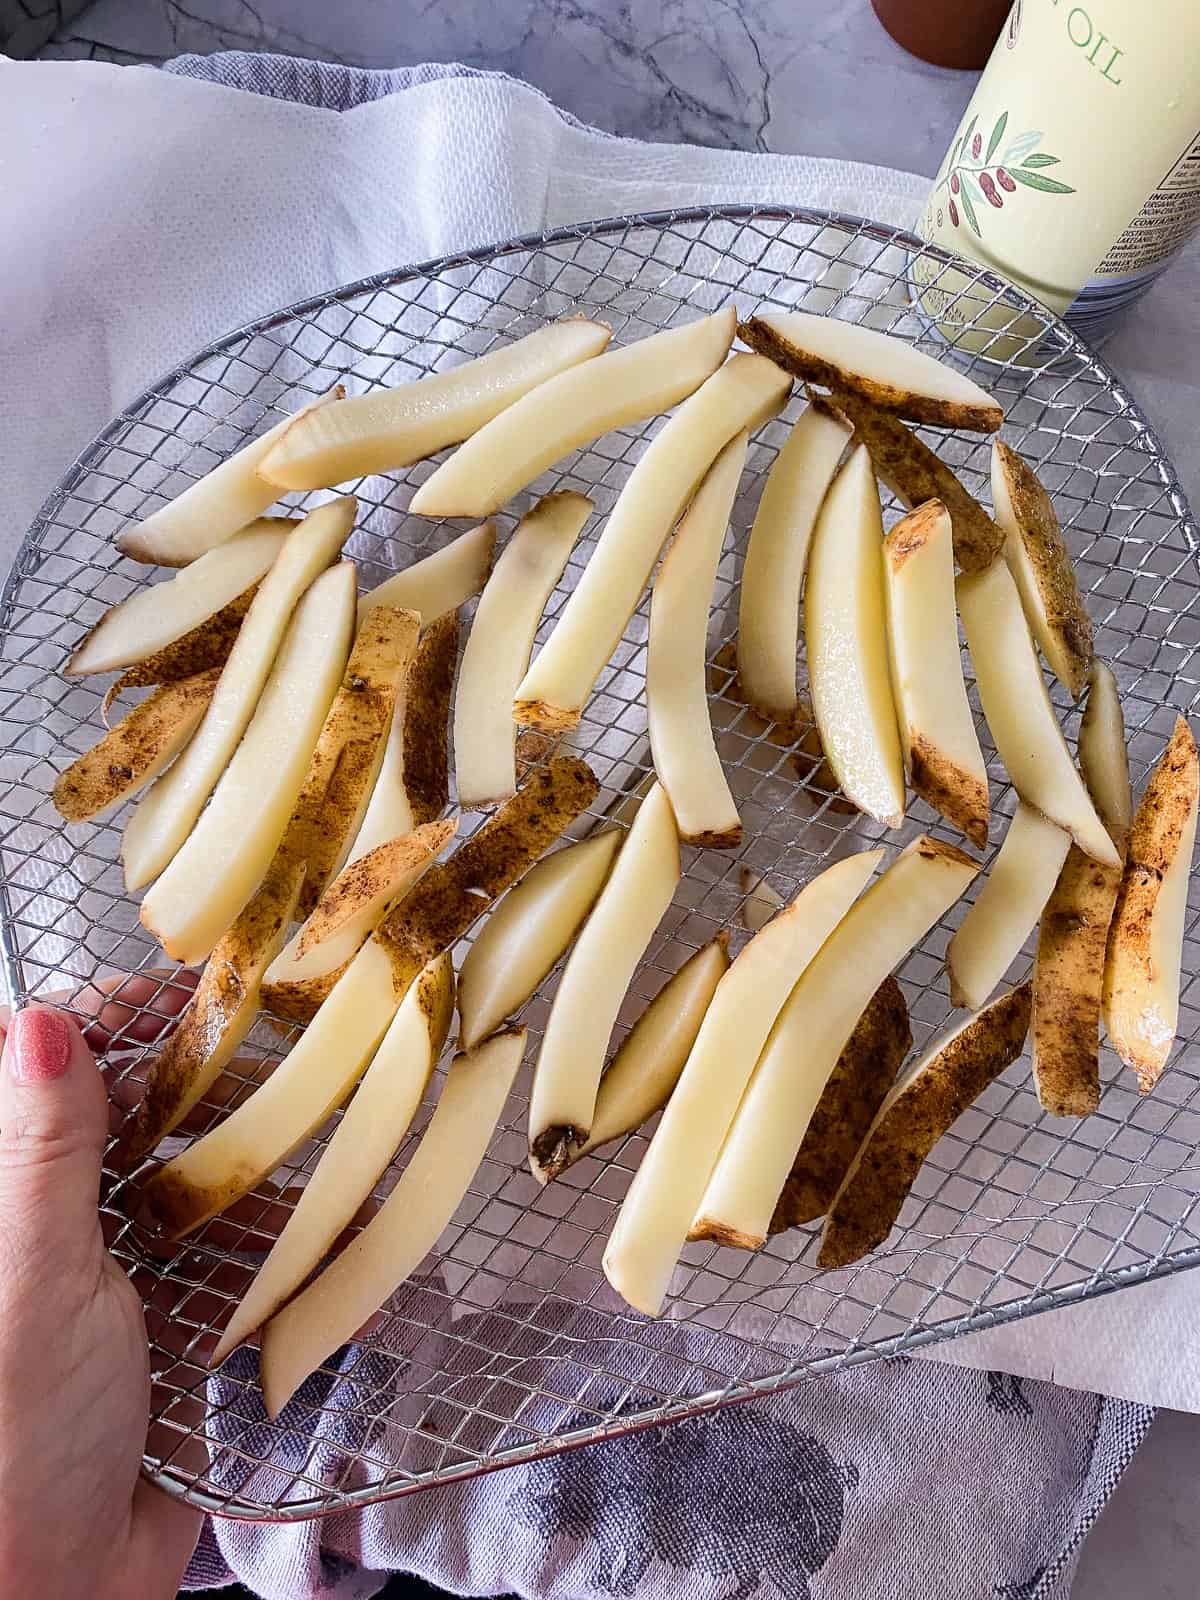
[16,2,1200,1593]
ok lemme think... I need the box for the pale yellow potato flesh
[140,562,356,964]
[144,759,598,1235]
[992,439,1093,700]
[514,353,792,732]
[1078,660,1133,845]
[410,311,736,518]
[53,669,216,823]
[258,319,611,491]
[1104,717,1199,1090]
[211,951,455,1365]
[359,522,495,623]
[66,524,290,676]
[947,802,1071,1012]
[122,496,357,890]
[883,499,988,847]
[122,857,306,1164]
[456,829,620,1051]
[566,936,730,1167]
[739,310,1002,432]
[690,836,978,1252]
[736,399,851,721]
[804,444,906,827]
[648,433,746,848]
[259,1028,526,1417]
[528,782,680,1182]
[957,558,1120,869]
[117,389,342,565]
[604,850,882,1315]
[454,494,591,807]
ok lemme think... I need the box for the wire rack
[2,206,1199,1522]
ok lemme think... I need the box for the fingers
[0,1007,108,1260]
[0,970,196,1057]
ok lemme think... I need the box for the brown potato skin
[1104,717,1199,1090]
[296,818,456,958]
[53,669,219,822]
[818,982,1031,1268]
[738,316,1003,433]
[104,586,257,695]
[404,609,458,825]
[1033,845,1121,1116]
[831,390,1004,572]
[769,974,911,1232]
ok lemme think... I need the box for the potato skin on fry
[818,982,1031,1269]
[53,669,219,822]
[107,585,257,695]
[769,975,911,1233]
[403,609,457,826]
[832,390,1004,573]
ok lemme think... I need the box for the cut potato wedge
[144,759,596,1235]
[263,820,455,1009]
[603,849,882,1316]
[122,856,306,1164]
[258,1028,526,1417]
[1104,717,1199,1090]
[140,562,356,964]
[834,391,1004,573]
[259,319,611,491]
[690,836,978,1252]
[67,522,292,677]
[739,311,1003,433]
[1079,661,1133,848]
[410,311,736,518]
[211,951,455,1365]
[884,499,989,847]
[283,605,420,918]
[769,975,911,1232]
[818,983,1032,1268]
[736,399,851,722]
[359,522,496,624]
[648,432,746,847]
[457,829,621,1051]
[957,558,1120,868]
[947,802,1070,1011]
[528,782,680,1181]
[738,867,786,934]
[106,587,256,701]
[514,353,792,732]
[118,390,341,565]
[805,444,906,827]
[992,440,1093,699]
[455,494,591,806]
[1033,663,1131,1116]
[122,496,357,891]
[53,669,218,822]
[564,936,730,1168]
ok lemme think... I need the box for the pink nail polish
[7,1010,72,1084]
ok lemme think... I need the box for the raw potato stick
[769,975,911,1232]
[411,311,737,518]
[258,1029,527,1417]
[738,310,1003,432]
[818,983,1032,1269]
[455,493,591,806]
[259,320,612,491]
[647,433,746,847]
[359,522,496,624]
[118,389,342,565]
[53,670,218,822]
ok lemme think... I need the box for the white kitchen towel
[0,51,1196,1419]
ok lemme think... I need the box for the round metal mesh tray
[2,206,1198,1521]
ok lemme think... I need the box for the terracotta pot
[870,0,1013,70]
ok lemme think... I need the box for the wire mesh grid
[2,205,1199,1521]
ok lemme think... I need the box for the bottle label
[1093,130,1200,277]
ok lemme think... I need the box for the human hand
[0,1002,202,1600]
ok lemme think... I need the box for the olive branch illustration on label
[933,111,1075,238]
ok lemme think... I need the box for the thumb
[0,1006,107,1257]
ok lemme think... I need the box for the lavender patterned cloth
[125,51,1155,1599]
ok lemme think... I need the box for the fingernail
[7,1010,72,1084]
